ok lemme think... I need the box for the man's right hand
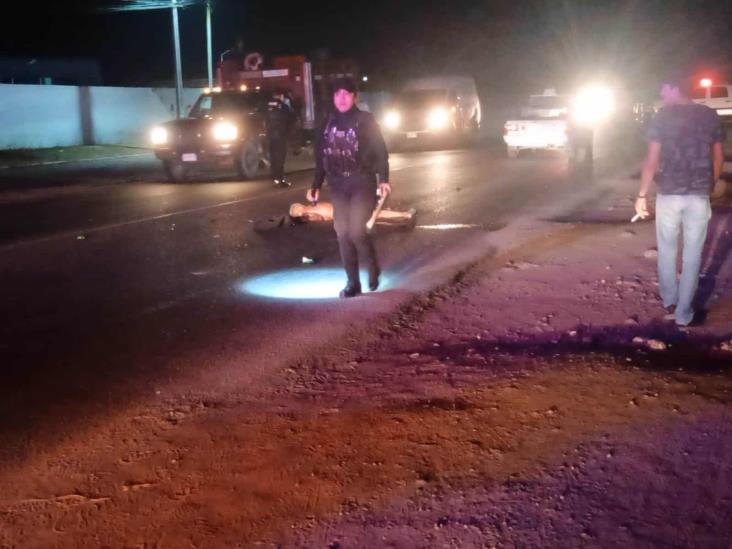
[635,197,650,219]
[306,188,319,204]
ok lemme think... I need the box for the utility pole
[101,1,210,117]
[206,0,213,88]
[171,0,184,119]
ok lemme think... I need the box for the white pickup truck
[503,91,571,158]
[691,81,732,117]
[503,89,594,162]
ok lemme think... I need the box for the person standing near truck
[306,77,391,298]
[265,88,294,187]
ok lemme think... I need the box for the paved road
[0,144,616,459]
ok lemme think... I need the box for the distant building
[0,57,102,86]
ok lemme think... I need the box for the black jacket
[311,106,389,189]
[265,97,294,138]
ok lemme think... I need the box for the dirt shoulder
[1,175,731,548]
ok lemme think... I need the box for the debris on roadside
[503,260,539,271]
[632,337,667,351]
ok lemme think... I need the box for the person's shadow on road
[695,205,732,311]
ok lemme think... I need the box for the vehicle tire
[163,160,187,182]
[507,146,520,159]
[236,139,261,179]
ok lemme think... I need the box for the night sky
[3,0,732,99]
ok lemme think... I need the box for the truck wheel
[236,140,261,179]
[163,160,187,182]
[507,147,520,159]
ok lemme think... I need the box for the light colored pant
[655,194,712,325]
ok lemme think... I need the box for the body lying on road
[288,201,416,225]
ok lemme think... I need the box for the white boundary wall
[0,84,202,149]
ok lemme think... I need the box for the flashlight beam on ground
[416,224,482,230]
[239,269,391,300]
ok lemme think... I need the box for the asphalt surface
[0,143,613,460]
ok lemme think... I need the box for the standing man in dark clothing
[306,78,391,298]
[265,89,294,187]
[635,73,724,326]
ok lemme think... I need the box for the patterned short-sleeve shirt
[647,103,724,195]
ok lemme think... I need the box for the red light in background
[700,78,713,88]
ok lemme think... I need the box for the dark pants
[331,178,380,286]
[268,136,287,181]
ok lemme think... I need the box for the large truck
[149,52,359,182]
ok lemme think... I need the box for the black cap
[331,77,358,95]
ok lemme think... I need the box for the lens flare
[427,107,450,130]
[383,111,401,130]
[572,85,615,126]
[150,126,168,145]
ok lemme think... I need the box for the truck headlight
[213,121,238,141]
[150,126,168,146]
[383,110,401,130]
[428,107,450,130]
[572,85,615,126]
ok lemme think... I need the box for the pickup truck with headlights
[150,88,266,182]
[692,79,732,118]
[503,88,603,163]
[381,75,482,149]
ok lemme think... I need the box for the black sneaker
[339,283,362,298]
[280,178,292,187]
[273,179,281,186]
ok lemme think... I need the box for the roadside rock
[719,340,732,352]
[632,337,667,351]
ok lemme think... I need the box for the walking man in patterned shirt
[635,72,725,326]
